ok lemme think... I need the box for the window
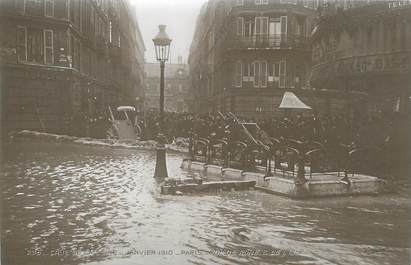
[27,28,43,63]
[26,0,43,16]
[255,17,268,36]
[244,21,254,37]
[401,22,407,50]
[279,60,286,88]
[273,63,280,77]
[178,84,183,92]
[44,29,53,64]
[242,63,254,82]
[45,0,54,17]
[17,26,27,61]
[391,24,396,50]
[269,18,281,35]
[236,0,244,6]
[234,62,242,87]
[313,0,320,9]
[16,0,25,14]
[270,62,280,87]
[236,17,244,36]
[294,20,302,36]
[269,18,281,46]
[254,61,267,88]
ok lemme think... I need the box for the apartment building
[0,0,145,137]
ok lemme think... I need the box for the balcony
[226,34,310,51]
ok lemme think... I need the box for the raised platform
[161,180,256,195]
[180,159,389,199]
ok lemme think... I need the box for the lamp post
[153,25,172,179]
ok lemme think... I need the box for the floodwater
[1,141,410,265]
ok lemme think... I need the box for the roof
[145,62,189,78]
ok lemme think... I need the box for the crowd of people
[135,110,408,151]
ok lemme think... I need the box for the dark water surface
[1,142,410,265]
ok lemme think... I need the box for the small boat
[107,106,141,140]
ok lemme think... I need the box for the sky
[130,0,208,64]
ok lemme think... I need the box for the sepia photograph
[0,0,410,264]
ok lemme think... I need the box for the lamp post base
[154,133,168,179]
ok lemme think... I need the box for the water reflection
[1,142,410,265]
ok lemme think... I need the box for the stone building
[188,0,334,118]
[189,0,410,118]
[310,1,411,117]
[0,0,145,138]
[144,57,192,113]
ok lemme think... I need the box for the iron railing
[189,134,387,183]
[227,34,310,50]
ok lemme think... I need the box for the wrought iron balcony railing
[226,34,310,51]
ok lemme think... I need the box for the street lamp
[153,25,172,179]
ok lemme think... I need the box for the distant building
[144,57,192,113]
[311,1,411,116]
[189,0,337,117]
[0,0,145,138]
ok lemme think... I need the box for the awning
[117,106,136,112]
[279,91,312,110]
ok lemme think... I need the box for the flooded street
[1,141,410,265]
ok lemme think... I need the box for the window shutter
[261,62,267,87]
[262,17,268,35]
[255,17,261,35]
[274,62,280,77]
[17,26,27,61]
[253,62,256,87]
[280,60,286,88]
[234,62,242,87]
[237,17,244,36]
[281,16,287,34]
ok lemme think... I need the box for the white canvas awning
[279,91,312,110]
[117,106,136,112]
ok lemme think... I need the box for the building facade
[0,0,145,138]
[189,0,333,118]
[189,0,410,118]
[144,58,192,113]
[310,1,411,117]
